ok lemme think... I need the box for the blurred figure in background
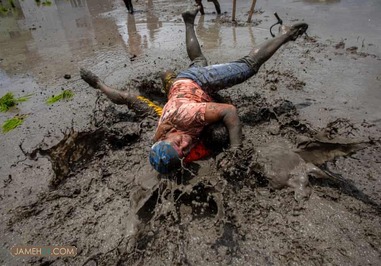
[196,0,221,15]
[123,0,134,14]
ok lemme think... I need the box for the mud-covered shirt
[156,78,213,157]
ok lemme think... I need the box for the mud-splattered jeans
[176,55,259,93]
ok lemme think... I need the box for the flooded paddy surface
[0,0,380,265]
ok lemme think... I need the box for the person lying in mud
[81,8,308,175]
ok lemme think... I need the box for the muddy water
[1,0,381,265]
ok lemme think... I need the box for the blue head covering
[149,141,181,174]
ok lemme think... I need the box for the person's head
[149,141,181,174]
[201,122,229,152]
[160,70,176,94]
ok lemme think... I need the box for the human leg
[195,0,205,15]
[159,9,208,94]
[160,8,207,94]
[208,0,221,14]
[242,23,308,72]
[182,8,208,67]
[176,22,308,92]
[123,0,134,14]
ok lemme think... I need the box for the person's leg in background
[208,0,221,14]
[195,0,205,15]
[123,0,134,14]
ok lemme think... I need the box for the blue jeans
[176,57,257,93]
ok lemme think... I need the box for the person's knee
[192,56,208,67]
[243,55,261,74]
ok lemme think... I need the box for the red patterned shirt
[156,79,213,156]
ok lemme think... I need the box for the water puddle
[1,1,381,265]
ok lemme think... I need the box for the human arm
[204,103,242,149]
[80,68,156,116]
[80,68,135,105]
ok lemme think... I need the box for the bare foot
[280,23,308,41]
[80,68,100,89]
[182,8,200,25]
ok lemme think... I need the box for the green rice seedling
[0,92,33,112]
[46,90,74,105]
[2,115,27,133]
[0,5,9,15]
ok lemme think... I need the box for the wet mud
[4,82,380,265]
[1,0,381,265]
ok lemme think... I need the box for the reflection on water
[196,15,222,50]
[1,0,379,81]
[0,0,98,78]
[146,0,162,42]
[0,0,263,82]
[196,15,256,53]
[0,0,167,79]
[117,0,162,57]
[126,14,144,57]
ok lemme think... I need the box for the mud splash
[1,0,381,265]
[9,77,379,265]
[23,128,106,188]
[20,121,142,189]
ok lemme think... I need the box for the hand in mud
[216,146,243,169]
[80,68,100,89]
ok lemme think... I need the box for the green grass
[0,5,9,15]
[2,115,27,133]
[0,92,33,112]
[46,90,74,105]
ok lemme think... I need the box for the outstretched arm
[80,68,137,104]
[80,68,155,116]
[204,103,242,148]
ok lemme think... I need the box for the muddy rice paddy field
[0,0,380,265]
